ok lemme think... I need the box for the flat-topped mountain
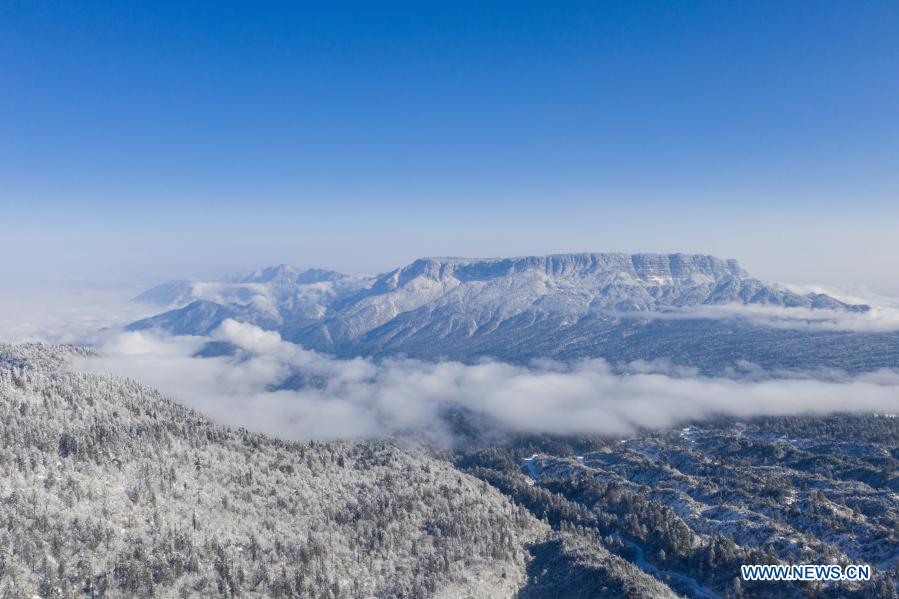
[129,253,892,372]
[326,253,864,337]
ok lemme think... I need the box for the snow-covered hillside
[0,343,544,597]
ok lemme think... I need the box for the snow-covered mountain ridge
[128,253,888,371]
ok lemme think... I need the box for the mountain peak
[229,265,350,285]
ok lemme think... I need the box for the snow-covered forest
[0,344,542,597]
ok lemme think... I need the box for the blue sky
[2,1,898,292]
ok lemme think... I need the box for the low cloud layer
[613,302,899,333]
[0,287,154,344]
[73,319,899,443]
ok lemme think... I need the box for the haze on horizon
[2,1,898,296]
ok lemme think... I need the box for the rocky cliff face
[329,253,862,340]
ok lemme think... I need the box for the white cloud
[613,302,899,333]
[0,288,154,344]
[72,320,899,443]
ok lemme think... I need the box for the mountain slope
[456,413,899,598]
[0,344,547,598]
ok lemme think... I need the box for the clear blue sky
[2,1,898,292]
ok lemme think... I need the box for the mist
[616,302,899,333]
[71,319,899,444]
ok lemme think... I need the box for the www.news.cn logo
[741,564,871,582]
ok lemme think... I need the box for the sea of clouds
[69,319,899,443]
[615,302,899,333]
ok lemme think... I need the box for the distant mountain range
[128,254,898,373]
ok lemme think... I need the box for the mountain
[133,264,371,314]
[128,254,892,373]
[3,343,896,597]
[0,343,546,597]
[1,343,702,598]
